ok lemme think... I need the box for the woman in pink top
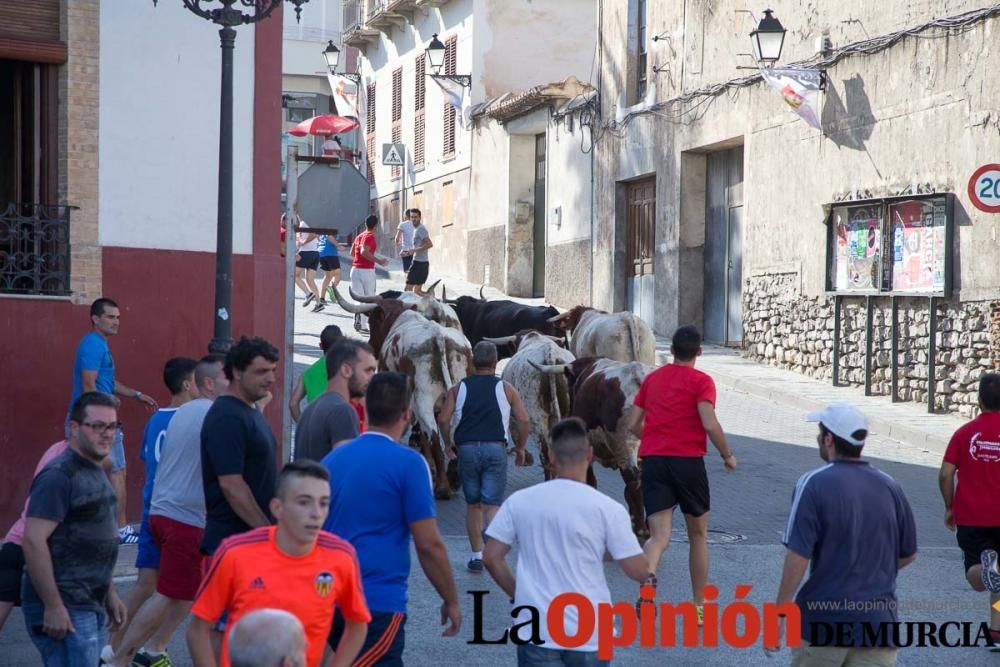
[0,440,69,631]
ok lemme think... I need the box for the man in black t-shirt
[200,337,280,556]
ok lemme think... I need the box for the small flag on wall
[760,68,824,130]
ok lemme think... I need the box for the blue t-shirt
[783,460,917,647]
[139,408,179,515]
[318,234,340,257]
[71,331,115,402]
[321,432,435,613]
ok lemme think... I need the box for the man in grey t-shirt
[104,355,230,667]
[22,392,127,667]
[402,209,433,295]
[295,340,377,462]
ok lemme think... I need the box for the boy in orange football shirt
[187,461,370,667]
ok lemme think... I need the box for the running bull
[332,286,472,499]
[484,331,575,477]
[547,306,656,365]
[529,356,653,538]
[441,285,562,357]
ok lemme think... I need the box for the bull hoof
[635,527,650,541]
[434,487,453,500]
[446,459,460,491]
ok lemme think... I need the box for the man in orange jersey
[186,461,370,667]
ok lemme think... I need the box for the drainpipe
[590,0,602,308]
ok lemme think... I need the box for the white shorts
[350,268,377,326]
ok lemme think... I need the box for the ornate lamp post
[323,41,361,84]
[152,0,311,353]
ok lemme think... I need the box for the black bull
[446,296,563,357]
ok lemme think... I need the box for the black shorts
[296,250,320,270]
[319,255,340,272]
[956,525,1000,571]
[406,260,429,286]
[401,254,413,272]
[0,542,25,604]
[329,609,406,666]
[641,456,710,518]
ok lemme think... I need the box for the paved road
[1,277,994,665]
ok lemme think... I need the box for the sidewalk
[658,342,964,455]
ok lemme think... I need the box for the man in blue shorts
[104,357,199,666]
[70,298,159,545]
[313,230,346,313]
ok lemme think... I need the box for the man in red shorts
[630,325,736,621]
[940,372,1000,644]
[187,461,370,667]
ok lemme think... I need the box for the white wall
[282,0,341,77]
[99,1,256,254]
[360,0,475,198]
[546,111,592,245]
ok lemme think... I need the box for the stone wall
[744,271,1000,418]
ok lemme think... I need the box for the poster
[831,206,881,291]
[890,198,946,293]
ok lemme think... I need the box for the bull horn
[546,311,572,324]
[479,285,487,302]
[426,279,441,298]
[331,286,378,314]
[482,335,518,346]
[349,287,380,303]
[528,359,568,375]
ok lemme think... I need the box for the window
[287,106,314,123]
[414,52,425,170]
[365,81,376,182]
[391,67,402,180]
[827,194,953,296]
[0,60,67,296]
[442,36,457,158]
[636,0,648,101]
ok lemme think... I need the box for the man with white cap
[768,403,918,666]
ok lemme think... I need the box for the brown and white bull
[548,307,656,366]
[529,356,653,537]
[484,331,575,477]
[332,286,472,498]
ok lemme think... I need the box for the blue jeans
[23,601,107,667]
[457,441,507,505]
[517,644,609,667]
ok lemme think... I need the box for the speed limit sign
[968,164,1000,213]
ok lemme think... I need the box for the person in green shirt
[289,325,343,422]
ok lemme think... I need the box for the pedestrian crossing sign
[382,143,405,166]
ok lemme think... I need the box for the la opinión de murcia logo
[467,588,1000,659]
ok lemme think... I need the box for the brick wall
[61,0,101,304]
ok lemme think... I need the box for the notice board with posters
[826,194,953,296]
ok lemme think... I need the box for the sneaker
[986,629,1000,652]
[311,300,326,313]
[983,550,1000,593]
[99,645,114,665]
[131,651,173,667]
[302,292,315,308]
[467,558,484,573]
[119,526,139,545]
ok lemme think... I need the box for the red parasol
[287,114,359,137]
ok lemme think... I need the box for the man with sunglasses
[22,391,128,667]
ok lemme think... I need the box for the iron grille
[0,203,72,296]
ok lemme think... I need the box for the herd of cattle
[331,281,658,537]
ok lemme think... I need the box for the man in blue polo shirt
[321,372,460,665]
[71,298,159,545]
[770,403,917,666]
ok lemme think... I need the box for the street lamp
[323,41,361,84]
[152,0,312,354]
[425,33,471,88]
[750,9,787,67]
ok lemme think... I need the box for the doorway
[624,176,656,323]
[703,146,744,345]
[532,133,546,297]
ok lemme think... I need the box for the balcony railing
[343,0,363,34]
[367,0,386,19]
[0,203,72,296]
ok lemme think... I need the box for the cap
[806,402,868,447]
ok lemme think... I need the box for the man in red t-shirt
[629,325,736,619]
[349,215,387,332]
[940,372,1000,639]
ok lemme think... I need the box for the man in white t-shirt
[394,209,415,273]
[294,216,321,308]
[484,417,651,666]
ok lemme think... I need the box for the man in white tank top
[437,342,531,573]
